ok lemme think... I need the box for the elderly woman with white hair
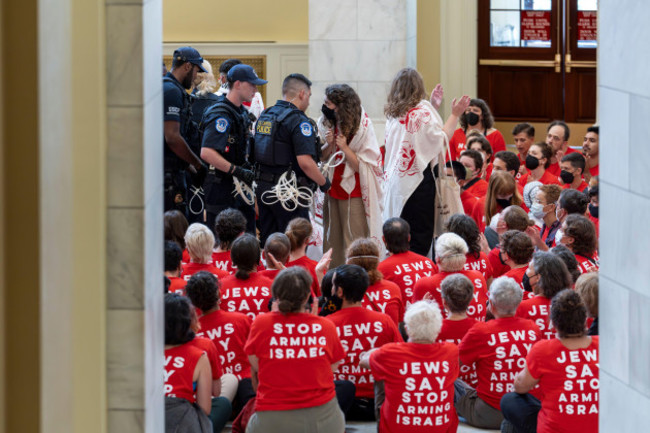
[413,232,489,321]
[181,223,229,281]
[360,301,459,433]
[455,277,542,429]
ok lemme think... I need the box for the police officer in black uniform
[254,73,331,247]
[200,64,264,234]
[163,46,208,215]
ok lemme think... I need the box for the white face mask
[530,202,546,219]
[555,228,564,245]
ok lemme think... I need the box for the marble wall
[308,0,415,139]
[106,0,164,431]
[599,0,650,430]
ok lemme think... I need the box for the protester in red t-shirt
[459,149,489,199]
[559,214,599,274]
[502,290,599,433]
[182,223,229,281]
[549,244,581,286]
[500,230,535,298]
[576,272,598,336]
[457,277,542,429]
[449,98,506,160]
[587,182,599,235]
[479,170,529,234]
[554,188,592,246]
[164,293,230,430]
[467,133,494,180]
[219,234,273,319]
[259,232,291,281]
[244,267,346,433]
[185,271,255,409]
[560,152,589,193]
[436,274,479,386]
[528,184,563,252]
[516,252,573,339]
[211,208,247,273]
[361,300,459,433]
[582,126,599,182]
[544,120,578,177]
[165,240,187,295]
[326,264,402,420]
[285,217,322,296]
[377,218,438,308]
[518,142,562,187]
[413,233,488,321]
[445,214,493,283]
[346,238,404,325]
[511,123,535,178]
[164,209,189,264]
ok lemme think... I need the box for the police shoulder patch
[215,117,229,133]
[300,122,312,137]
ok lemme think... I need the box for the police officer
[163,46,208,215]
[254,73,331,247]
[200,64,264,234]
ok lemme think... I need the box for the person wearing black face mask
[587,183,599,221]
[518,142,561,188]
[559,152,589,192]
[448,98,506,160]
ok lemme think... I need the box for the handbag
[433,143,463,238]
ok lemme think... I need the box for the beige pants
[246,397,344,433]
[323,196,369,268]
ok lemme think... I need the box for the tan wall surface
[417,0,441,93]
[163,0,308,42]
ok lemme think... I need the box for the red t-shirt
[502,266,529,291]
[488,247,511,278]
[182,249,191,265]
[164,342,205,403]
[369,342,459,433]
[464,178,489,199]
[485,162,494,181]
[460,190,480,217]
[575,252,599,274]
[464,252,493,281]
[361,279,404,325]
[546,147,579,177]
[459,316,542,409]
[190,337,223,381]
[436,318,479,386]
[527,337,599,433]
[168,276,186,295]
[327,307,403,398]
[211,251,234,273]
[516,296,555,339]
[244,312,346,411]
[518,169,562,187]
[182,262,229,281]
[589,164,599,177]
[258,268,281,280]
[329,165,362,200]
[378,252,438,307]
[287,255,321,297]
[562,179,589,193]
[449,128,507,160]
[413,270,488,321]
[219,272,273,319]
[197,309,252,379]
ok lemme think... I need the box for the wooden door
[478,0,597,124]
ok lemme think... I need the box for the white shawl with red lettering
[382,100,448,221]
[317,109,385,245]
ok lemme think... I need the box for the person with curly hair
[445,214,493,283]
[559,214,599,274]
[210,208,247,273]
[383,67,470,256]
[317,83,384,267]
[501,289,599,433]
[449,98,506,160]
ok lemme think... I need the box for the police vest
[200,100,252,166]
[163,76,202,171]
[254,105,303,167]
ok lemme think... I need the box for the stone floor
[224,421,500,432]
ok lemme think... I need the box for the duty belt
[255,170,316,190]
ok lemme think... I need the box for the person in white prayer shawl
[216,58,265,121]
[383,68,471,256]
[317,84,385,267]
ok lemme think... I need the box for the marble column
[308,0,416,138]
[599,1,650,430]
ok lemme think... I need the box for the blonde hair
[575,272,598,317]
[195,60,217,96]
[184,223,215,264]
[385,67,427,119]
[435,233,468,272]
[484,171,525,226]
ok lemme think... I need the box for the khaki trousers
[323,196,369,268]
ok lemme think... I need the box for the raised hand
[430,84,444,110]
[451,95,471,117]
